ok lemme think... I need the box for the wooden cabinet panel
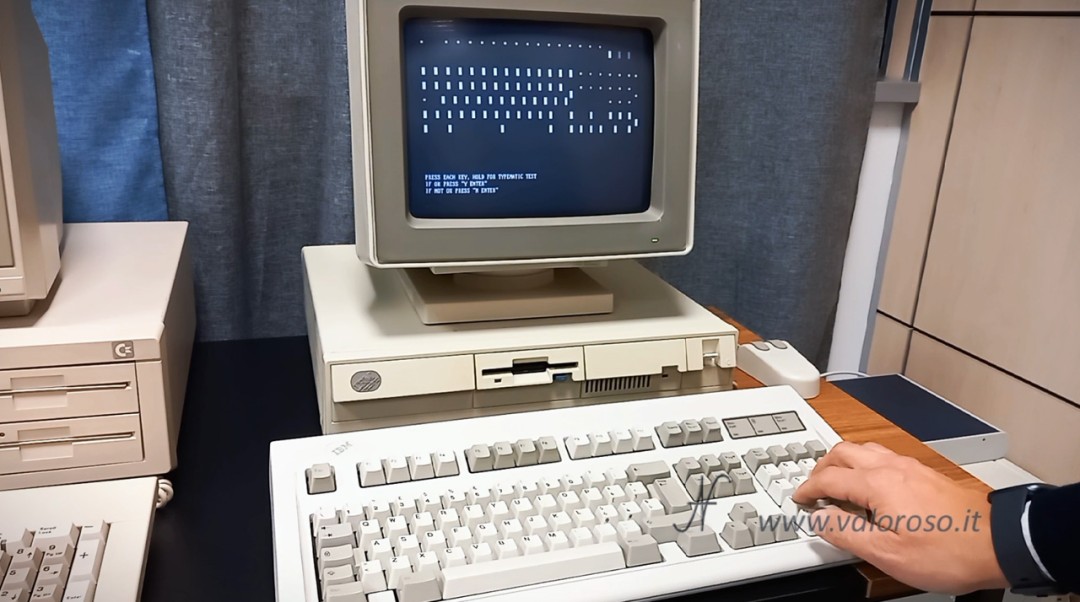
[878,17,970,322]
[976,0,1080,11]
[914,17,1080,402]
[934,0,976,10]
[886,0,916,79]
[868,312,911,374]
[906,333,1080,485]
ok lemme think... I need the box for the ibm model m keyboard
[0,477,158,602]
[270,387,854,602]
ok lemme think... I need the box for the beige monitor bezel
[348,0,700,267]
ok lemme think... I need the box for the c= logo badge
[112,341,134,359]
[350,370,382,393]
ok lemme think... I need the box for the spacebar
[440,543,627,598]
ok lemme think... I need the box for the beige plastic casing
[0,222,195,491]
[0,0,63,314]
[346,0,701,269]
[304,245,738,434]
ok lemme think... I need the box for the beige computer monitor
[0,0,63,317]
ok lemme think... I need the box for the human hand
[791,441,1008,594]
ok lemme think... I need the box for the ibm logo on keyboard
[350,370,383,393]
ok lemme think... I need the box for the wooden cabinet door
[915,17,1080,403]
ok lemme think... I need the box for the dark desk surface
[140,337,868,602]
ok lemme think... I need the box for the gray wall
[149,1,884,364]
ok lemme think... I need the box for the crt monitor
[344,0,700,323]
[0,0,63,318]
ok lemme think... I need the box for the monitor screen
[402,18,655,219]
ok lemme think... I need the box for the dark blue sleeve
[1028,482,1080,593]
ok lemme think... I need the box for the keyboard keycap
[785,442,811,461]
[648,479,691,514]
[768,479,796,504]
[766,445,792,465]
[719,452,742,472]
[625,481,649,503]
[721,521,754,549]
[465,445,494,473]
[30,584,62,602]
[755,464,782,488]
[433,451,459,477]
[620,534,662,567]
[397,573,442,602]
[318,545,353,572]
[35,562,68,587]
[778,461,804,481]
[588,432,614,457]
[730,502,758,523]
[655,422,683,448]
[565,435,591,460]
[513,440,538,466]
[30,526,79,556]
[609,429,634,454]
[440,542,626,598]
[680,420,704,445]
[706,471,735,498]
[742,449,770,473]
[61,579,96,602]
[535,437,561,464]
[306,463,337,494]
[745,517,775,546]
[683,474,712,502]
[604,468,629,487]
[316,524,354,553]
[630,428,655,452]
[9,549,41,572]
[700,417,724,442]
[674,457,703,482]
[643,511,702,544]
[387,556,414,588]
[491,442,515,469]
[805,440,827,459]
[698,454,722,475]
[4,567,33,590]
[383,457,410,483]
[677,526,721,557]
[322,564,354,587]
[408,454,435,480]
[730,468,756,495]
[323,581,366,602]
[626,461,670,486]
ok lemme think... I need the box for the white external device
[303,246,738,434]
[0,222,195,491]
[736,340,821,399]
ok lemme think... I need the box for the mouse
[736,339,820,399]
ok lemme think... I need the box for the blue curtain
[30,0,168,222]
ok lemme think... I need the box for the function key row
[654,417,724,448]
[564,428,655,460]
[359,452,461,487]
[465,438,561,473]
[306,452,462,494]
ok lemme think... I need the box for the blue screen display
[402,18,655,219]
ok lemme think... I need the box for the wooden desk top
[716,310,989,599]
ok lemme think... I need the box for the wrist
[988,484,1064,596]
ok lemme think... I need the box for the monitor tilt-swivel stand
[398,265,613,324]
